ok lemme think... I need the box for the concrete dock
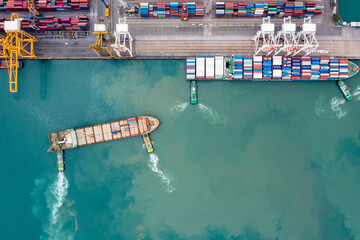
[1,0,360,59]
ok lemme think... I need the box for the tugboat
[338,80,353,101]
[190,80,198,105]
[142,133,154,153]
[56,151,64,171]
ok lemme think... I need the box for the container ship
[48,116,160,152]
[186,56,359,81]
[215,2,324,17]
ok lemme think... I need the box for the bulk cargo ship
[48,116,160,152]
[186,56,359,81]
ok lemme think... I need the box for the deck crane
[181,0,189,21]
[89,17,115,57]
[1,13,38,92]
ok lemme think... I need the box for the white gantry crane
[293,17,328,56]
[274,16,297,56]
[111,18,133,57]
[253,17,278,56]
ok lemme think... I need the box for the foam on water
[330,97,347,119]
[198,103,222,125]
[170,102,189,113]
[148,153,175,193]
[353,86,360,101]
[50,172,69,224]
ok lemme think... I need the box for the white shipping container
[215,56,224,79]
[273,69,282,78]
[196,57,205,79]
[253,72,262,79]
[253,56,262,62]
[273,56,282,66]
[206,57,215,79]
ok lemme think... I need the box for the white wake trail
[50,172,69,224]
[353,86,360,101]
[148,153,175,193]
[198,103,222,124]
[330,97,347,119]
[170,102,189,113]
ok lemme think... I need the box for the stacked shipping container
[215,1,324,17]
[206,57,215,79]
[186,57,196,79]
[195,56,205,79]
[0,0,88,11]
[292,57,301,80]
[243,56,252,79]
[301,57,311,79]
[339,59,348,79]
[0,16,88,30]
[282,57,292,79]
[320,57,330,80]
[215,56,224,79]
[330,57,339,80]
[140,2,204,18]
[310,57,320,80]
[233,56,243,79]
[263,56,272,79]
[272,56,282,79]
[253,56,262,79]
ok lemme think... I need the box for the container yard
[0,0,359,62]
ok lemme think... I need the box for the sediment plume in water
[148,153,175,193]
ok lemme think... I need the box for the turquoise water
[340,0,360,21]
[1,59,360,240]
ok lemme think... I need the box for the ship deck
[49,116,156,151]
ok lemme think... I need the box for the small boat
[338,80,353,101]
[190,80,198,105]
[142,133,154,153]
[56,151,64,171]
[0,60,23,70]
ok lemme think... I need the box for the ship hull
[48,116,160,152]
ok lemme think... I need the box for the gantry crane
[89,17,115,58]
[27,0,40,30]
[181,0,188,21]
[1,13,38,92]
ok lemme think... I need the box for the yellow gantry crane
[1,13,38,92]
[89,17,115,58]
[27,0,40,30]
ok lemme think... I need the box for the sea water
[1,58,360,240]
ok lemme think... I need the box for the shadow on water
[40,60,48,99]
